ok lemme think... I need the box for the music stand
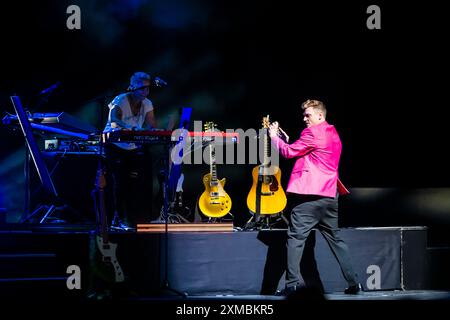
[11,95,64,223]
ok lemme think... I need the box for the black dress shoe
[274,285,306,296]
[276,285,325,300]
[344,283,363,294]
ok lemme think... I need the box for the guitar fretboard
[210,143,218,185]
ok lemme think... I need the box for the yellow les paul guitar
[247,115,287,215]
[198,122,232,218]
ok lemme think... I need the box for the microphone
[154,77,168,87]
[39,82,61,95]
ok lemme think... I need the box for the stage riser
[163,228,427,295]
[0,228,428,298]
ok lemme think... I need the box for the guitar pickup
[261,192,275,196]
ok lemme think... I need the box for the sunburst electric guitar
[247,115,287,215]
[198,122,232,218]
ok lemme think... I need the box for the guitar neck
[96,168,109,243]
[99,189,109,243]
[263,127,271,168]
[209,144,218,185]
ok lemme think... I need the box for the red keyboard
[103,129,239,144]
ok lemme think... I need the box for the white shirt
[104,93,154,150]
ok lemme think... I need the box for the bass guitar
[92,167,125,283]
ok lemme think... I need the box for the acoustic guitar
[247,115,287,215]
[198,122,232,218]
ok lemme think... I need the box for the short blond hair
[301,99,327,118]
[129,71,151,89]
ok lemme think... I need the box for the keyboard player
[103,71,172,230]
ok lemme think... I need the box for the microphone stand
[28,82,61,114]
[160,142,187,298]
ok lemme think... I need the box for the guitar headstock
[204,121,218,132]
[262,115,270,129]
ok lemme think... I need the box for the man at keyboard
[103,71,161,230]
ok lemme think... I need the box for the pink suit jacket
[272,121,349,198]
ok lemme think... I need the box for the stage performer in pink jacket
[269,99,362,295]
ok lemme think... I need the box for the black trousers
[104,144,153,225]
[286,194,358,288]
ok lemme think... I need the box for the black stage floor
[129,290,450,301]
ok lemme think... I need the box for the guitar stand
[155,196,190,224]
[244,212,288,230]
[205,211,234,224]
[243,214,261,230]
[156,207,190,224]
[169,210,190,223]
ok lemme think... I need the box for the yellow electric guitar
[247,115,287,215]
[198,122,232,218]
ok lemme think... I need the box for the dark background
[1,1,449,243]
